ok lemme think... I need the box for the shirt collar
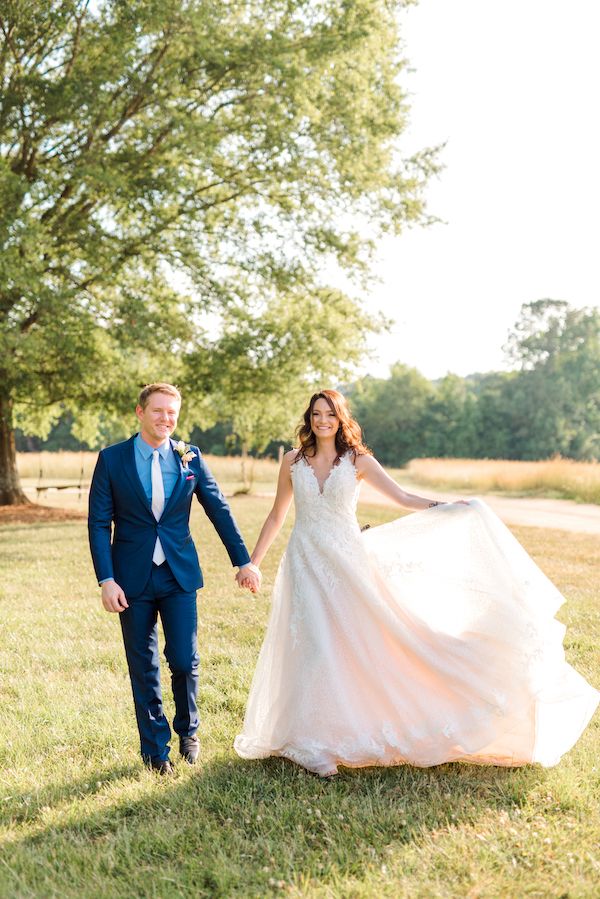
[135,433,172,461]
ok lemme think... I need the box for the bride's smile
[311,399,340,438]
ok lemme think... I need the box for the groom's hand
[236,563,261,594]
[101,579,129,613]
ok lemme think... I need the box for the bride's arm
[355,454,447,511]
[249,450,295,567]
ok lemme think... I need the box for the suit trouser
[119,560,199,761]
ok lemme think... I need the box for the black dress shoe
[179,735,200,765]
[145,757,174,776]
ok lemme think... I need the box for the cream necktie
[151,449,166,565]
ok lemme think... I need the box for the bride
[234,390,599,777]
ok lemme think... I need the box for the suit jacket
[88,435,250,597]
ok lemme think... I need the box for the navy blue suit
[88,435,250,762]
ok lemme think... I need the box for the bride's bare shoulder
[276,450,300,486]
[353,452,379,478]
[283,448,302,465]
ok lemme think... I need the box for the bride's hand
[236,565,261,593]
[240,573,261,593]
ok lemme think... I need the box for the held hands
[101,579,129,613]
[236,563,262,594]
[102,566,260,610]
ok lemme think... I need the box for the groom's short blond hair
[137,383,182,409]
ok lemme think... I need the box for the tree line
[350,300,600,465]
[18,300,600,466]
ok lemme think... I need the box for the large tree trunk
[0,395,29,505]
[238,442,255,494]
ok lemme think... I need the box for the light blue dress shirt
[134,433,180,503]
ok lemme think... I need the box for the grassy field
[0,494,598,898]
[17,452,600,507]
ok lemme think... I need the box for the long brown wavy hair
[294,390,372,462]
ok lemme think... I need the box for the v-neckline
[303,453,345,495]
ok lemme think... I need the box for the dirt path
[358,483,600,535]
[0,503,86,524]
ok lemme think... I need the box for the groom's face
[136,392,181,447]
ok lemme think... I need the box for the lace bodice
[290,452,361,531]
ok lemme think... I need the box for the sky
[361,0,600,380]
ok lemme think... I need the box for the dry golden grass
[16,451,281,501]
[17,452,600,506]
[17,450,98,483]
[406,458,600,505]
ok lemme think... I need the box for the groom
[88,382,260,774]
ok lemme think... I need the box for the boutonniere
[175,440,196,466]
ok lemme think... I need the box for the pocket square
[186,474,195,481]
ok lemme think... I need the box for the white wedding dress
[234,453,599,775]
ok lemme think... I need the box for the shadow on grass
[0,752,548,897]
[0,764,143,827]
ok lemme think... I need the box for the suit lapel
[123,435,153,515]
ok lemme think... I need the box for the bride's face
[311,398,339,438]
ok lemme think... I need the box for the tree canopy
[0,0,432,503]
[182,289,380,453]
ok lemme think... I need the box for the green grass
[0,498,598,898]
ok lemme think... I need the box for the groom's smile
[135,393,181,448]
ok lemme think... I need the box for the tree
[349,363,434,465]
[470,371,523,459]
[0,0,433,503]
[503,300,600,459]
[505,299,577,369]
[421,373,478,458]
[181,289,379,488]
